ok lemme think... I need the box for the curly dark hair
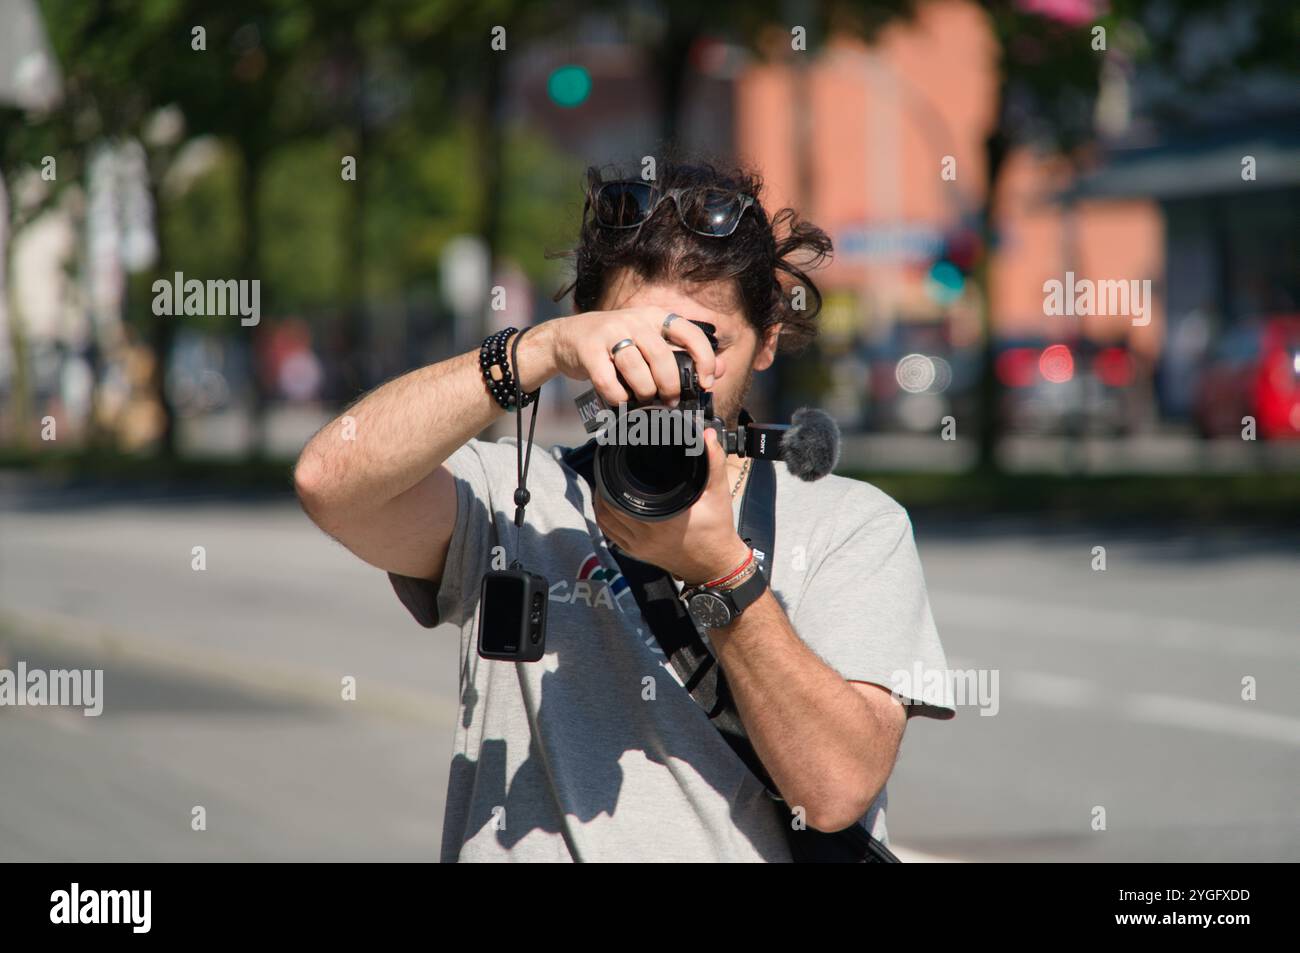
[555,160,833,353]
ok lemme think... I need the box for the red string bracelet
[702,548,754,589]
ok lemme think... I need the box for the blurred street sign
[0,0,62,110]
[836,223,944,264]
[440,235,490,350]
[819,289,861,352]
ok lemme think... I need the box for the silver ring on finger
[610,338,636,358]
[661,313,681,338]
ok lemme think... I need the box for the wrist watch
[682,560,769,629]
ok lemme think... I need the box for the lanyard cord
[510,328,541,566]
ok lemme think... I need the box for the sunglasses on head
[589,180,757,238]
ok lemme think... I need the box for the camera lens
[594,408,710,521]
[585,345,721,521]
[623,441,687,492]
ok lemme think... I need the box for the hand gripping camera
[572,321,836,521]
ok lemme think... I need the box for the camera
[477,568,549,662]
[573,322,789,521]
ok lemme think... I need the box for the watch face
[689,591,733,628]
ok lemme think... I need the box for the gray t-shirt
[389,437,953,862]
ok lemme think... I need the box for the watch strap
[724,561,768,614]
[684,561,767,626]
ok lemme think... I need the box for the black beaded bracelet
[479,327,536,410]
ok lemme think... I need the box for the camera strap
[561,432,898,863]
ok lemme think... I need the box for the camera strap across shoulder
[560,434,899,863]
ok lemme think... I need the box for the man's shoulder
[454,436,570,473]
[459,436,583,464]
[775,466,909,528]
[450,437,587,497]
[456,435,521,460]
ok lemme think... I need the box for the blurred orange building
[735,0,1164,362]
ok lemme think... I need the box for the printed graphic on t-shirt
[547,552,630,611]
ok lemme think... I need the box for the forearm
[295,323,558,515]
[709,591,899,831]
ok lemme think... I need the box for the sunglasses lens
[679,189,746,236]
[595,182,654,228]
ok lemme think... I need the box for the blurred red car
[1194,316,1300,439]
[995,338,1138,435]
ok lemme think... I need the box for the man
[294,161,953,862]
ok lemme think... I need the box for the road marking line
[890,844,965,863]
[933,589,1298,659]
[0,607,456,728]
[951,661,1299,746]
[1010,671,1098,708]
[1124,693,1300,747]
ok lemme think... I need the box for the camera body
[573,329,788,521]
[477,568,549,662]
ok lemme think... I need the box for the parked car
[996,338,1138,436]
[1193,316,1300,440]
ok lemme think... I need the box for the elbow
[804,775,884,834]
[292,449,328,518]
[806,803,869,835]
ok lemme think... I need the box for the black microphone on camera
[732,407,841,481]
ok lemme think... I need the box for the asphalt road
[2,482,1296,861]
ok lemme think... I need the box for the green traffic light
[926,261,965,304]
[548,65,591,108]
